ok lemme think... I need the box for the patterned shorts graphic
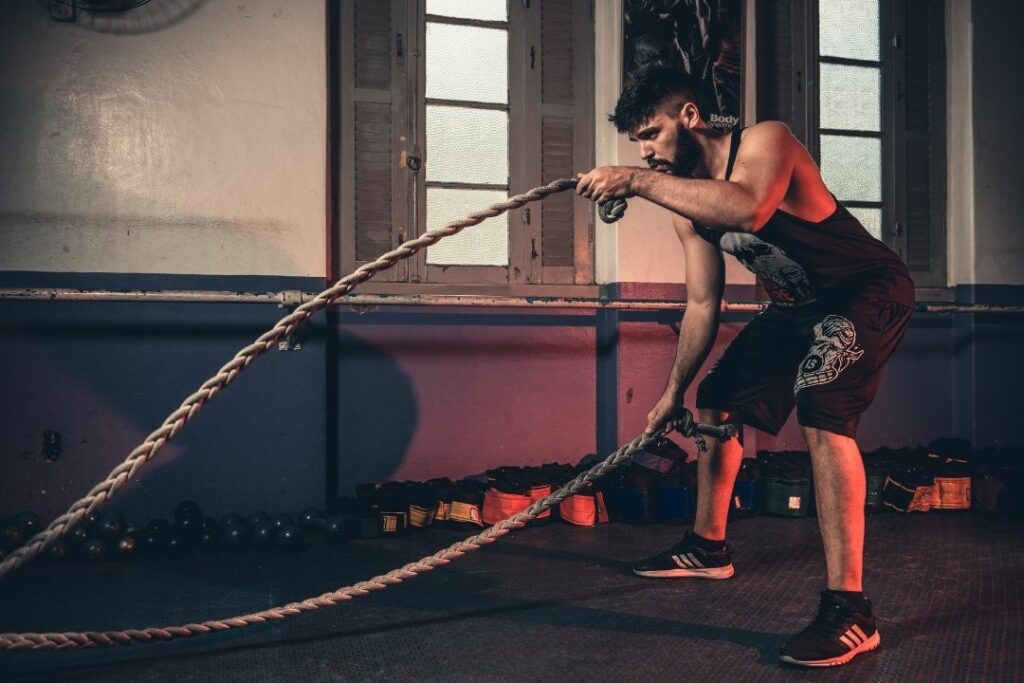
[794,315,865,394]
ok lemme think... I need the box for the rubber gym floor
[2,512,1021,682]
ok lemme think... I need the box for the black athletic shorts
[695,297,912,438]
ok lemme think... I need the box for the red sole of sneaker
[779,632,881,668]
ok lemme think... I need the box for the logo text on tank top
[719,233,815,305]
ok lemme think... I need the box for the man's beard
[669,125,702,177]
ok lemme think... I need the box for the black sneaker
[779,591,881,667]
[632,532,734,579]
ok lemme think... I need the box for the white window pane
[426,106,508,184]
[819,0,879,61]
[427,0,507,21]
[820,135,882,202]
[820,64,881,131]
[848,207,882,239]
[426,23,508,104]
[427,188,508,266]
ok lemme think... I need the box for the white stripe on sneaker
[843,627,863,646]
[685,553,703,568]
[672,555,689,568]
[839,635,856,649]
[851,625,868,643]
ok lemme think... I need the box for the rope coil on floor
[0,181,725,650]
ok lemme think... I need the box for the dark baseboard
[955,284,1024,306]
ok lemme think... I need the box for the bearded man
[576,65,914,668]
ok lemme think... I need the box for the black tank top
[694,127,915,307]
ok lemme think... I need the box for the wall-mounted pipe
[1,287,1022,314]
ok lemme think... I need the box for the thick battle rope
[0,181,721,650]
[0,179,615,581]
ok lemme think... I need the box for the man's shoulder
[744,120,793,138]
[741,121,794,148]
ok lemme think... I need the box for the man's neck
[691,128,733,180]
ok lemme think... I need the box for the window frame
[337,0,597,293]
[809,1,889,245]
[415,4,523,285]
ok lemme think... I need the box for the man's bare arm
[578,122,796,232]
[665,217,725,396]
[635,123,794,232]
[646,216,724,433]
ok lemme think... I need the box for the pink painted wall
[332,310,960,496]
[335,314,599,493]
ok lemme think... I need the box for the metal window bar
[818,55,881,68]
[424,14,508,30]
[426,98,509,112]
[819,129,882,138]
[426,181,509,191]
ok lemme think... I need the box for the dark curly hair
[610,65,699,134]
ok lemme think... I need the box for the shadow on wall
[0,302,328,522]
[34,0,207,35]
[334,331,418,494]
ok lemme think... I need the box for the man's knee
[801,424,854,449]
[699,408,731,425]
[796,389,861,441]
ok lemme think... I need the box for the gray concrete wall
[0,0,326,277]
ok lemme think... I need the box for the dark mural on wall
[624,0,743,130]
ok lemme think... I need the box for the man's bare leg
[692,409,745,542]
[632,408,742,578]
[802,425,865,591]
[778,425,878,667]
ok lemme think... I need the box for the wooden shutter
[339,0,410,282]
[532,0,594,284]
[893,0,946,287]
[755,0,812,146]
